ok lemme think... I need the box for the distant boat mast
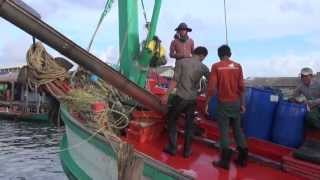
[223,0,229,45]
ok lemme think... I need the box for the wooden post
[35,86,40,113]
[57,107,61,128]
[10,82,14,111]
[25,85,29,113]
[11,82,14,101]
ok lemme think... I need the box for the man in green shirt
[161,46,209,158]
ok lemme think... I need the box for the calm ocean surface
[0,119,67,180]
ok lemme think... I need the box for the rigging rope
[223,0,229,45]
[71,0,114,85]
[140,0,149,29]
[87,0,114,52]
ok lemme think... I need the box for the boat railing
[0,100,48,114]
[0,67,20,74]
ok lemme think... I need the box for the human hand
[161,94,169,104]
[205,104,209,115]
[288,97,297,103]
[289,98,305,104]
[307,100,316,109]
[240,105,246,113]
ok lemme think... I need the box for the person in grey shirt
[291,67,320,129]
[161,46,209,158]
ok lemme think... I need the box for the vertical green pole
[133,0,162,87]
[118,0,140,78]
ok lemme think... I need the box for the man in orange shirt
[205,45,248,169]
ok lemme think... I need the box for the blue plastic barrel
[208,96,218,120]
[243,87,279,140]
[272,101,306,148]
[241,87,253,127]
[245,87,253,107]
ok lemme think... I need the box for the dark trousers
[166,95,196,150]
[306,107,320,129]
[216,101,247,149]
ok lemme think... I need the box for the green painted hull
[60,135,91,180]
[20,113,49,122]
[59,106,191,180]
[0,111,49,122]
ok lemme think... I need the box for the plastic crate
[127,121,164,143]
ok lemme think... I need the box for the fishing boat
[0,67,49,121]
[1,0,320,179]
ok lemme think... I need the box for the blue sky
[0,0,319,77]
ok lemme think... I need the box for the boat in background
[0,67,49,122]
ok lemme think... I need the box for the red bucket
[91,101,107,113]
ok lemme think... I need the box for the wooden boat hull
[59,105,192,180]
[0,111,48,122]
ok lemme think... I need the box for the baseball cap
[301,67,313,76]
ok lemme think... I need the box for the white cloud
[226,0,320,40]
[153,0,320,42]
[0,0,119,68]
[243,52,320,77]
[305,34,320,48]
[0,35,31,68]
[1,0,319,78]
[93,46,118,65]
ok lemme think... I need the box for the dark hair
[192,46,208,56]
[218,45,231,59]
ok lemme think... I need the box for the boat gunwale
[60,104,193,180]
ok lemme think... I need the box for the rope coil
[26,42,68,89]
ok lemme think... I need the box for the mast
[118,0,162,87]
[118,0,140,79]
